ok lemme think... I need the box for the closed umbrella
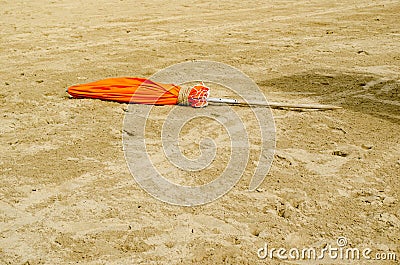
[67,77,210,107]
[67,77,341,110]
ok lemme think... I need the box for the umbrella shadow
[259,70,400,124]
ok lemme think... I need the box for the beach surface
[1,0,399,264]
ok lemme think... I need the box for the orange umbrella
[67,77,210,107]
[67,77,342,110]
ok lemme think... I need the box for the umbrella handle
[207,97,238,104]
[207,97,341,110]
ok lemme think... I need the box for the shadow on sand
[259,71,400,124]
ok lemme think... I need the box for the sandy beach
[1,0,399,264]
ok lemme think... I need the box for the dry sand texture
[1,0,400,264]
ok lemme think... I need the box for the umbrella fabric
[67,77,180,105]
[67,77,210,107]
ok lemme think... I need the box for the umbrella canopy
[67,77,210,107]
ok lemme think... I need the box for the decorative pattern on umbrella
[187,83,210,108]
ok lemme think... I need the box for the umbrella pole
[207,98,341,110]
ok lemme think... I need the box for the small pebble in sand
[357,50,370,55]
[361,143,374,150]
[383,196,396,205]
[332,150,349,157]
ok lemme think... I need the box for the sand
[1,0,399,264]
